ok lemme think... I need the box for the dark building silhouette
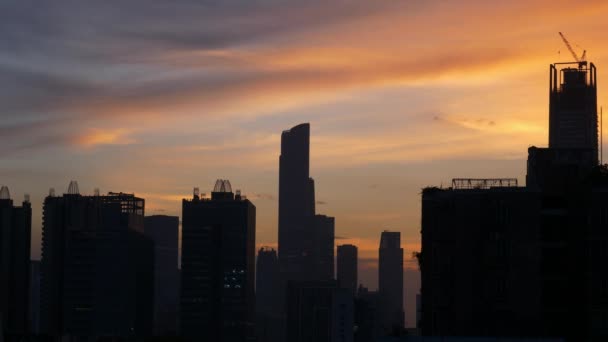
[180,180,256,342]
[144,215,179,336]
[421,61,607,341]
[0,187,32,337]
[286,280,353,342]
[337,244,358,295]
[355,286,381,342]
[30,260,41,335]
[279,123,316,281]
[379,231,404,334]
[39,183,154,338]
[255,247,281,342]
[313,214,335,281]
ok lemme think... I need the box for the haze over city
[4,1,608,337]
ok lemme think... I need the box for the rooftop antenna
[0,186,10,200]
[24,194,30,203]
[94,188,100,196]
[49,188,55,197]
[67,181,80,195]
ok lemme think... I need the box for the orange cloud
[74,128,134,147]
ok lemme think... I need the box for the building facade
[337,244,358,296]
[286,280,353,342]
[40,183,154,338]
[0,187,32,337]
[180,180,256,342]
[144,215,179,335]
[421,62,608,341]
[379,231,404,334]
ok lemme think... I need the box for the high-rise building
[279,123,316,281]
[337,245,358,295]
[255,247,282,342]
[144,215,179,335]
[0,187,32,337]
[355,286,381,342]
[30,260,41,335]
[39,183,154,338]
[421,61,608,340]
[378,231,404,334]
[180,180,256,342]
[313,214,335,281]
[549,62,598,156]
[286,280,353,342]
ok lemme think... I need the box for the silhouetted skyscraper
[255,247,281,342]
[286,280,353,342]
[180,180,256,342]
[313,214,335,281]
[421,61,608,340]
[549,62,598,158]
[337,244,358,296]
[0,187,32,337]
[39,183,154,338]
[378,231,403,334]
[279,123,316,280]
[30,260,41,335]
[144,215,179,335]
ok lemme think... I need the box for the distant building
[144,215,179,335]
[0,187,32,337]
[256,247,282,342]
[421,62,608,340]
[180,180,256,342]
[313,214,335,281]
[279,123,316,281]
[39,183,154,338]
[337,245,358,295]
[30,260,41,335]
[286,280,353,342]
[379,231,404,334]
[355,286,382,342]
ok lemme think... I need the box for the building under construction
[421,60,608,341]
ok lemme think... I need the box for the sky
[3,0,608,327]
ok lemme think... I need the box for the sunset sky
[3,0,608,326]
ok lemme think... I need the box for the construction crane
[559,32,587,67]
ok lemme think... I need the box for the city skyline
[5,0,608,335]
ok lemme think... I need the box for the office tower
[40,183,154,338]
[181,180,256,342]
[313,214,335,281]
[279,123,316,280]
[0,187,32,337]
[421,61,608,340]
[255,247,281,342]
[549,62,598,157]
[30,260,41,334]
[378,231,404,334]
[355,286,381,342]
[144,215,179,335]
[286,280,353,342]
[337,245,358,295]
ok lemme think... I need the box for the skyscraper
[144,215,179,335]
[337,244,358,295]
[549,62,598,157]
[378,231,404,334]
[313,214,335,281]
[421,61,608,340]
[181,180,256,342]
[40,183,154,338]
[286,280,353,342]
[0,186,32,337]
[255,247,281,342]
[279,123,316,280]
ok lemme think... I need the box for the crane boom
[559,32,580,62]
